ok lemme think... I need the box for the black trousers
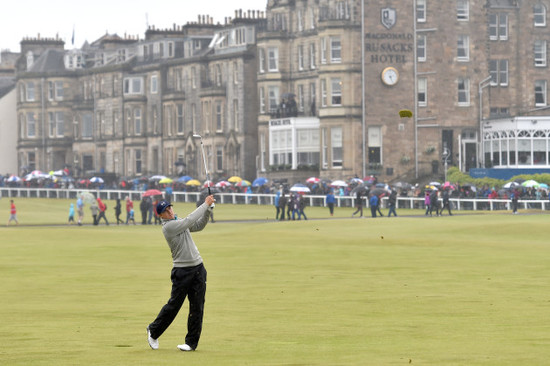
[148,263,207,349]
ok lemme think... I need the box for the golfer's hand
[205,195,216,207]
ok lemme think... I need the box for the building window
[321,79,327,107]
[268,47,279,72]
[26,82,35,101]
[417,0,426,22]
[82,113,93,138]
[457,35,469,61]
[535,80,547,106]
[259,49,265,73]
[489,59,509,86]
[489,13,508,41]
[151,74,158,94]
[216,146,223,171]
[310,43,316,69]
[177,104,184,134]
[216,101,223,132]
[368,126,382,164]
[331,78,342,106]
[310,82,316,116]
[48,81,54,100]
[49,112,55,137]
[259,87,265,113]
[26,112,36,137]
[309,8,316,29]
[418,77,427,107]
[191,67,197,89]
[298,45,304,70]
[135,150,142,175]
[298,85,305,112]
[49,112,64,137]
[216,64,222,86]
[330,37,341,63]
[321,38,327,64]
[298,10,304,31]
[457,0,469,21]
[233,99,239,131]
[268,86,279,114]
[191,104,197,132]
[134,108,142,135]
[534,4,547,27]
[331,127,343,168]
[458,77,470,106]
[123,77,143,95]
[322,128,328,169]
[233,61,238,84]
[534,40,547,67]
[417,34,426,62]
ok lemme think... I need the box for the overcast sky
[0,0,267,52]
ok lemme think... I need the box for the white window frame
[151,74,158,94]
[259,49,265,73]
[27,112,36,137]
[298,45,304,71]
[321,38,327,64]
[123,77,144,95]
[330,36,341,63]
[298,84,305,112]
[499,60,509,86]
[259,87,265,114]
[134,108,142,135]
[534,4,546,27]
[458,77,470,106]
[417,0,426,22]
[268,86,279,113]
[331,127,343,168]
[457,0,469,21]
[215,101,223,132]
[26,82,35,101]
[535,80,547,106]
[418,77,427,107]
[534,40,547,67]
[268,47,279,72]
[298,10,304,31]
[321,79,327,107]
[310,43,316,69]
[417,34,426,62]
[177,103,184,135]
[457,35,469,61]
[331,78,342,106]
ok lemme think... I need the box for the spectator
[7,200,19,226]
[96,198,110,225]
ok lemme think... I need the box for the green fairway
[1,199,550,365]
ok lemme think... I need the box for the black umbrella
[370,187,390,197]
[351,184,369,195]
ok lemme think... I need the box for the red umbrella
[143,189,163,197]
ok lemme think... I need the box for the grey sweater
[161,203,212,268]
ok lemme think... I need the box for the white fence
[1,187,549,212]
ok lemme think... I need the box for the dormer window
[26,51,34,71]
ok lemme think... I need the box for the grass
[1,198,550,365]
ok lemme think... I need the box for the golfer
[147,196,215,352]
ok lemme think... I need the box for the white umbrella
[522,179,539,188]
[429,181,441,186]
[330,180,348,187]
[290,184,311,193]
[503,181,520,189]
[7,175,21,182]
[90,176,104,184]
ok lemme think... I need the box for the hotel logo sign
[381,8,397,29]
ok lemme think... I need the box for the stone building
[15,11,264,182]
[13,1,550,184]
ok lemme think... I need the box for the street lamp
[478,76,492,168]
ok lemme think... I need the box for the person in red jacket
[96,198,110,225]
[7,200,18,226]
[125,196,134,224]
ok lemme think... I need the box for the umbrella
[425,185,438,191]
[235,180,251,187]
[78,191,96,204]
[521,179,539,188]
[429,181,441,186]
[159,177,173,184]
[228,176,242,183]
[370,187,390,197]
[149,175,167,181]
[306,177,321,184]
[538,183,549,189]
[7,175,21,182]
[443,181,456,190]
[351,184,369,195]
[186,179,201,186]
[29,170,43,176]
[143,189,163,197]
[215,180,231,188]
[52,169,66,176]
[252,177,268,187]
[90,176,104,184]
[349,177,364,184]
[363,175,377,183]
[503,181,520,189]
[203,180,215,188]
[177,175,193,183]
[290,183,311,193]
[393,181,412,190]
[330,180,348,187]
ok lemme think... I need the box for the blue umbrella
[252,177,268,187]
[178,175,193,183]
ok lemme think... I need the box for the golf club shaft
[196,135,214,207]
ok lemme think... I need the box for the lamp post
[361,0,366,178]
[478,76,492,168]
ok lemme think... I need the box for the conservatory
[482,117,550,168]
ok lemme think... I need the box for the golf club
[193,134,215,208]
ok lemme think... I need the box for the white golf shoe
[177,344,194,352]
[147,327,159,350]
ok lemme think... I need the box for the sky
[0,0,267,52]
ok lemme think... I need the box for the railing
[1,187,549,212]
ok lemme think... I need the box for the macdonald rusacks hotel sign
[365,7,414,64]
